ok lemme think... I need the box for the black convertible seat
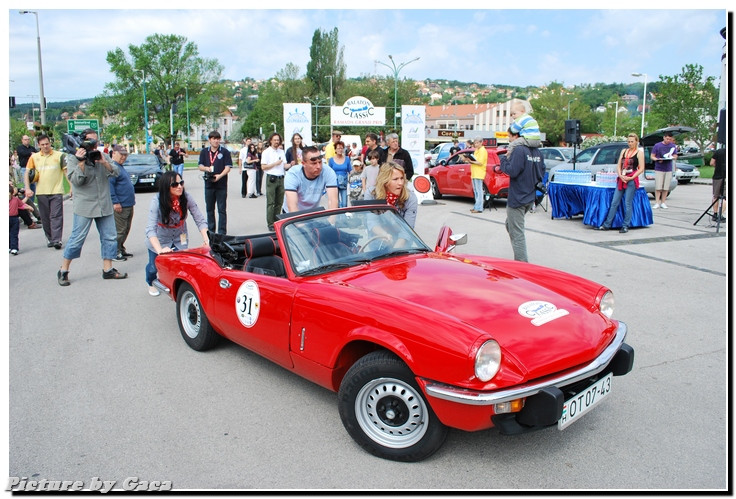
[312,226,353,262]
[243,237,286,277]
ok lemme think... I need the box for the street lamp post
[304,96,327,142]
[135,69,150,153]
[19,10,46,125]
[606,101,619,137]
[327,75,334,136]
[631,72,648,137]
[185,87,191,149]
[567,98,577,120]
[375,55,420,129]
[270,122,277,134]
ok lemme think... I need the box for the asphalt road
[6,171,729,491]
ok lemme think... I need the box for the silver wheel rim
[354,377,429,449]
[180,290,201,339]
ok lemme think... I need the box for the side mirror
[450,233,467,246]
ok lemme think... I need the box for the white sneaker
[660,203,668,209]
[653,203,660,209]
[148,286,160,297]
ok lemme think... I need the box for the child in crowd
[9,183,33,255]
[348,159,364,205]
[361,149,381,198]
[507,101,542,154]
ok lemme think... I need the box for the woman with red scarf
[145,171,209,296]
[597,133,645,234]
[364,161,418,228]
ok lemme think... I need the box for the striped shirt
[509,114,541,140]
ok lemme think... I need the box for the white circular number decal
[236,280,260,328]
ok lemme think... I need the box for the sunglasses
[170,180,185,188]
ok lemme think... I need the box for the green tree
[90,34,226,149]
[530,83,595,145]
[306,28,346,97]
[240,67,311,141]
[647,64,718,149]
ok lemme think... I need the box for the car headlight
[475,340,502,382]
[599,291,614,318]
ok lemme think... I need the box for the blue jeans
[472,178,484,211]
[173,163,184,178]
[62,213,118,261]
[146,249,159,285]
[9,216,20,250]
[337,187,348,208]
[204,186,227,234]
[602,181,636,229]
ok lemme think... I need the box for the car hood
[125,163,162,175]
[338,253,615,381]
[641,126,695,146]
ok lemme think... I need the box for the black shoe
[121,251,134,257]
[267,225,275,232]
[248,194,257,198]
[102,267,128,280]
[57,269,70,286]
[113,252,127,262]
[53,242,62,250]
[619,227,629,233]
[712,214,727,223]
[597,225,609,231]
[47,242,55,248]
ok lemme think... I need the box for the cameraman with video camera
[197,130,232,235]
[57,128,127,286]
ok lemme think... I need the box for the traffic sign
[67,119,100,134]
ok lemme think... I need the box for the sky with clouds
[4,5,729,105]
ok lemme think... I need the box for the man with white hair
[385,133,414,180]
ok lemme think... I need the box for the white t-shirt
[261,147,287,176]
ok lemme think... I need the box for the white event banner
[283,103,313,146]
[330,96,385,127]
[401,105,433,204]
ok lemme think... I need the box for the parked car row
[544,126,700,197]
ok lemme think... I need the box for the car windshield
[558,148,574,161]
[282,208,429,276]
[125,155,160,166]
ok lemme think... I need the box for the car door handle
[219,279,231,289]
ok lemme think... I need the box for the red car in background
[429,147,509,208]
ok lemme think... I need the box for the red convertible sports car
[154,204,634,462]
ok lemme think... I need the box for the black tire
[176,283,219,351]
[338,351,448,462]
[431,178,443,199]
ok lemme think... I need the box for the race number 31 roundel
[236,280,261,327]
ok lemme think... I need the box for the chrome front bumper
[424,322,629,406]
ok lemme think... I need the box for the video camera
[62,132,102,162]
[202,170,216,183]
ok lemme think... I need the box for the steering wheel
[359,235,391,253]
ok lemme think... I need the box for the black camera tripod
[693,179,726,233]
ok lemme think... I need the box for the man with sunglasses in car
[283,146,338,213]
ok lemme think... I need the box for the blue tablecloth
[548,183,653,228]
